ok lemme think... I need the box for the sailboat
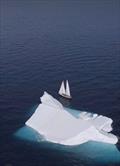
[58,80,72,99]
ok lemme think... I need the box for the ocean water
[0,0,120,166]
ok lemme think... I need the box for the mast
[65,80,71,97]
[58,81,66,95]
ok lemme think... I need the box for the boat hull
[59,93,72,99]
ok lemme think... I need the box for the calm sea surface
[0,0,120,166]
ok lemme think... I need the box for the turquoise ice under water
[15,105,120,165]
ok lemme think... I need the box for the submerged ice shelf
[15,126,120,165]
[25,92,118,146]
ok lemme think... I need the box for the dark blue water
[0,0,120,165]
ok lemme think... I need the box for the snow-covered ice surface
[25,92,118,145]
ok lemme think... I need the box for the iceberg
[25,92,118,145]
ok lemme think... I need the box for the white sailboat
[58,80,72,99]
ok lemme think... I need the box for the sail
[65,80,71,97]
[58,81,66,95]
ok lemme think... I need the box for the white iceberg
[25,92,118,145]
